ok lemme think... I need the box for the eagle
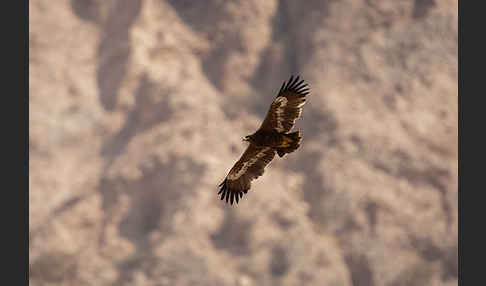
[218,75,310,205]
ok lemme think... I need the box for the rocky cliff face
[29,0,458,285]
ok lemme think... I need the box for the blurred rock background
[29,0,457,285]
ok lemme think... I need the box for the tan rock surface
[30,0,457,285]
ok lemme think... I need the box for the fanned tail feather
[277,131,302,157]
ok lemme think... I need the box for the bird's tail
[277,131,302,157]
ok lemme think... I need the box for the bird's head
[243,135,252,143]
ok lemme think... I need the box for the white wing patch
[297,100,306,107]
[274,97,288,132]
[290,108,302,127]
[227,147,270,180]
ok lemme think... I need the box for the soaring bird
[218,75,309,205]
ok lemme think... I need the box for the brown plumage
[218,75,310,205]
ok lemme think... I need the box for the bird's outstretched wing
[218,144,275,205]
[259,75,309,133]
